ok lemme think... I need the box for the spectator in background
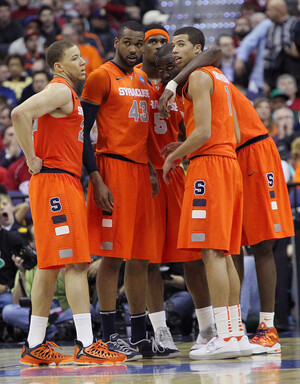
[68,16,105,57]
[276,74,300,112]
[272,106,300,159]
[0,193,29,231]
[8,15,45,56]
[89,8,116,61]
[249,12,267,29]
[253,97,278,137]
[216,34,251,88]
[264,0,300,89]
[142,9,169,26]
[3,55,32,101]
[0,126,22,169]
[23,30,46,76]
[270,88,289,111]
[38,6,61,46]
[291,137,300,182]
[240,2,256,19]
[233,17,251,48]
[0,105,12,133]
[0,0,24,51]
[72,0,92,31]
[3,156,31,194]
[19,70,49,104]
[11,0,38,23]
[0,63,17,107]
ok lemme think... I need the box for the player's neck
[53,75,75,89]
[141,61,161,84]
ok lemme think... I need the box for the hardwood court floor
[1,336,300,383]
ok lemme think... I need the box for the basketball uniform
[82,61,155,260]
[29,77,90,269]
[147,81,199,262]
[232,84,295,245]
[178,66,243,255]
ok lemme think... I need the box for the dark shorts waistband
[189,154,236,162]
[40,166,78,178]
[236,133,269,152]
[101,153,141,164]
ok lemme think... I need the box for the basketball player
[162,27,251,360]
[11,40,126,365]
[159,31,295,355]
[81,21,172,360]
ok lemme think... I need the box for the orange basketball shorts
[237,136,295,246]
[177,155,243,255]
[29,173,91,269]
[151,167,200,263]
[87,155,155,260]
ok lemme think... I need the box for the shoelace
[37,342,63,358]
[114,339,134,353]
[150,337,165,353]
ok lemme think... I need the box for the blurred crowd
[0,0,299,343]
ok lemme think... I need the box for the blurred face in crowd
[8,57,23,78]
[266,0,287,23]
[3,126,15,147]
[234,17,251,39]
[0,195,14,228]
[25,35,39,54]
[277,76,297,99]
[39,9,55,28]
[0,107,12,130]
[0,4,11,28]
[254,100,271,122]
[32,72,49,93]
[0,64,10,83]
[217,36,235,59]
[273,107,295,138]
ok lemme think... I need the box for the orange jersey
[231,84,268,147]
[147,82,184,169]
[34,77,84,178]
[183,66,237,160]
[82,61,150,164]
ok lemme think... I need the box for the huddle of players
[13,19,294,366]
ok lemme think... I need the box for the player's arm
[11,84,71,174]
[163,71,212,183]
[233,106,240,145]
[159,47,221,118]
[148,159,159,198]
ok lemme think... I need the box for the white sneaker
[154,327,180,357]
[189,336,241,360]
[190,324,217,352]
[237,335,253,357]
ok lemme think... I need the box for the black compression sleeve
[82,101,100,174]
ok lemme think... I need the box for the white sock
[259,312,274,328]
[148,311,167,332]
[229,305,244,337]
[195,306,214,332]
[214,306,232,339]
[73,313,93,347]
[27,315,48,348]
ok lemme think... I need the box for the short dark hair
[173,26,205,49]
[38,5,53,16]
[32,70,50,81]
[156,43,173,59]
[144,23,168,34]
[0,1,10,9]
[5,54,24,67]
[46,40,75,70]
[118,21,144,38]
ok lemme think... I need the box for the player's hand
[26,156,42,175]
[284,42,300,58]
[93,180,114,212]
[161,141,183,158]
[163,154,176,184]
[159,89,175,119]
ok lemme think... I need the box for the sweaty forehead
[156,54,175,67]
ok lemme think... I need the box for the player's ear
[114,37,119,49]
[194,43,202,55]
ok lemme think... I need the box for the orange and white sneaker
[250,322,281,354]
[74,340,127,365]
[20,341,74,366]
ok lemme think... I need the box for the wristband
[165,80,178,94]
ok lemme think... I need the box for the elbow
[11,106,24,125]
